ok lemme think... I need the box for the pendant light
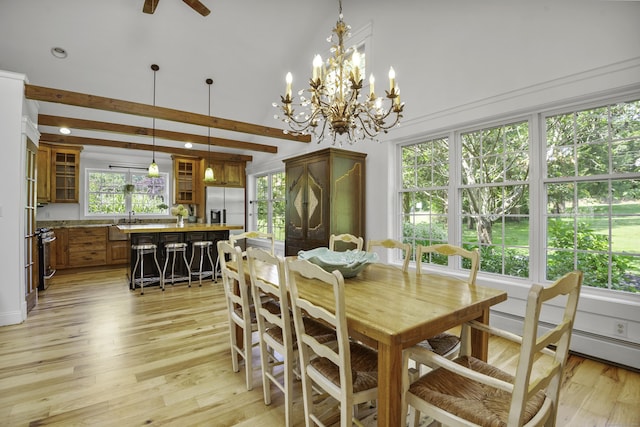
[148,64,160,177]
[203,78,215,183]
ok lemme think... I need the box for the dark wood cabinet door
[286,162,306,241]
[305,156,329,243]
[284,148,366,256]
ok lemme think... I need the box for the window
[460,121,530,278]
[252,171,286,240]
[399,96,640,294]
[86,169,169,216]
[401,137,450,259]
[545,99,640,292]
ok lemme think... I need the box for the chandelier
[274,0,404,144]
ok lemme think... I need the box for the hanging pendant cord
[206,78,213,166]
[151,64,159,163]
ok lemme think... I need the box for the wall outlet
[614,321,628,338]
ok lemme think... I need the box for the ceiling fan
[143,0,210,16]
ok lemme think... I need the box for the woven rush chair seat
[409,355,546,427]
[414,332,461,356]
[309,341,379,393]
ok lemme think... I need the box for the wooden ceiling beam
[39,133,253,162]
[38,115,277,153]
[25,84,311,143]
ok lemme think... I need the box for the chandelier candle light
[274,0,404,144]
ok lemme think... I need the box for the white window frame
[398,93,640,295]
[85,168,170,217]
[251,170,286,241]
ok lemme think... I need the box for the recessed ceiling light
[184,142,193,149]
[51,47,68,59]
[59,127,71,135]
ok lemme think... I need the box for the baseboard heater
[490,310,640,372]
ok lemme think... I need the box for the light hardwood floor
[0,268,638,426]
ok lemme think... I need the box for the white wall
[0,70,39,326]
[246,1,640,369]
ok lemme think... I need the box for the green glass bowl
[297,247,378,278]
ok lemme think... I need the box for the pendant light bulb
[204,78,215,183]
[204,166,214,182]
[148,161,159,177]
[148,64,160,177]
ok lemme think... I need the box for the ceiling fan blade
[143,0,159,14]
[182,0,210,16]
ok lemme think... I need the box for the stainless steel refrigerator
[205,187,245,237]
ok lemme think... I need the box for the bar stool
[162,242,192,287]
[190,240,215,286]
[131,243,163,295]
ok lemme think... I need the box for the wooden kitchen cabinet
[205,160,246,188]
[107,225,129,265]
[284,148,366,256]
[52,227,68,269]
[174,157,200,204]
[107,241,129,265]
[37,144,51,204]
[50,146,81,203]
[67,227,107,268]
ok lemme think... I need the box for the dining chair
[404,270,583,427]
[229,230,275,259]
[286,257,378,427]
[329,233,364,252]
[218,240,278,390]
[247,247,335,426]
[413,243,480,361]
[367,238,412,272]
[246,247,296,426]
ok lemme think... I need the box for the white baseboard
[0,308,26,327]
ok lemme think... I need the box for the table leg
[376,341,403,427]
[470,308,490,361]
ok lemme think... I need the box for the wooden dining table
[233,260,508,427]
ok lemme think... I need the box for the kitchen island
[117,223,243,289]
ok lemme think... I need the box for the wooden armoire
[284,148,366,256]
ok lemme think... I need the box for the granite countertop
[116,223,243,233]
[38,219,181,229]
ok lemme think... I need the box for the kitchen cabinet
[107,241,129,265]
[37,144,51,203]
[52,227,68,269]
[107,225,129,265]
[205,160,246,188]
[49,146,82,203]
[55,226,124,269]
[284,148,366,256]
[66,227,107,268]
[174,157,200,204]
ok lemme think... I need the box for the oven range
[36,228,56,291]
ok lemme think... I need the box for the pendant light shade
[148,64,160,177]
[203,78,215,183]
[204,165,214,181]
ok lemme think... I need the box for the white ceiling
[0,0,339,157]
